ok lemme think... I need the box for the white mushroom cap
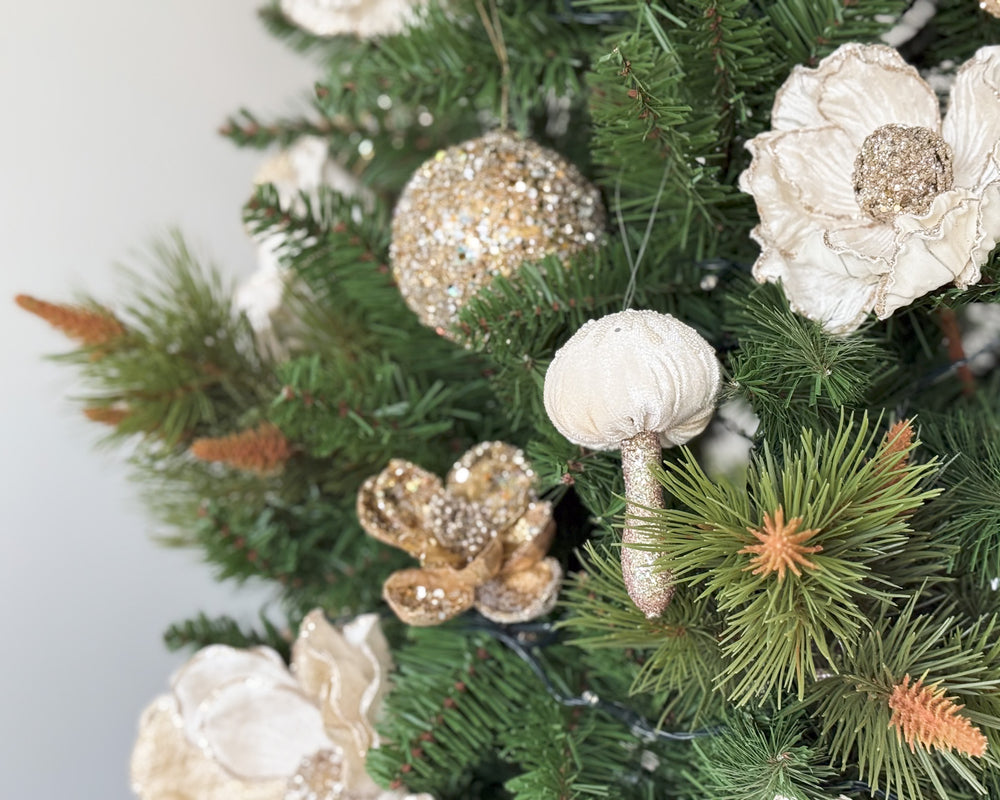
[543,309,721,450]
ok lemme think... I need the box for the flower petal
[823,223,898,265]
[356,461,466,568]
[171,645,296,740]
[818,45,939,144]
[383,567,477,626]
[943,47,1000,189]
[768,127,861,220]
[499,500,556,574]
[131,695,287,800]
[752,230,882,333]
[877,187,1000,317]
[475,557,563,624]
[293,610,392,755]
[197,680,332,780]
[773,44,938,138]
[446,441,535,529]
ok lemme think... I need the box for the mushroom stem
[620,430,673,617]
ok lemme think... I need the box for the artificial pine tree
[18,1,1000,798]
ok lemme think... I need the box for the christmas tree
[17,1,1000,798]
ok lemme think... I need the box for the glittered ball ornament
[389,131,605,336]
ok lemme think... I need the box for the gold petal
[475,557,563,624]
[460,534,503,586]
[446,442,535,529]
[499,501,555,574]
[356,461,465,568]
[383,568,476,626]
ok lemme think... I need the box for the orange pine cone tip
[83,406,130,426]
[881,419,915,459]
[739,506,822,581]
[15,294,125,346]
[888,675,988,758]
[189,423,292,475]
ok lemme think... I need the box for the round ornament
[389,130,605,337]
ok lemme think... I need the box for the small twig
[937,308,976,396]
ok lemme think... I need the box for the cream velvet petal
[753,231,881,333]
[823,222,897,266]
[196,682,334,780]
[130,695,285,800]
[942,47,1000,189]
[741,138,832,256]
[814,44,939,145]
[292,610,390,755]
[969,178,1000,269]
[768,127,861,220]
[171,646,296,747]
[771,62,828,131]
[877,190,985,317]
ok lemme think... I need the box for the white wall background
[0,3,316,797]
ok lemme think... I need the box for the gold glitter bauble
[852,124,954,222]
[390,130,605,336]
[982,0,1000,19]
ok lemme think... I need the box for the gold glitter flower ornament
[130,610,432,800]
[357,442,562,626]
[740,44,1000,333]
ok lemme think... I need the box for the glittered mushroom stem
[619,430,672,617]
[543,309,722,619]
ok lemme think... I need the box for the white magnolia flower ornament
[740,44,1000,333]
[130,610,431,800]
[280,0,427,38]
[237,136,367,360]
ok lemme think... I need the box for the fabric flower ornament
[279,0,427,38]
[130,610,431,800]
[740,44,1000,333]
[356,442,562,626]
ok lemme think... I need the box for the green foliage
[163,610,293,662]
[726,282,892,443]
[70,235,272,445]
[684,714,834,800]
[646,413,942,705]
[920,394,1000,586]
[311,0,601,136]
[802,598,1000,799]
[561,543,726,724]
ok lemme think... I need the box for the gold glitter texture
[285,749,344,800]
[620,431,674,618]
[889,675,988,758]
[853,124,954,222]
[389,130,604,336]
[357,442,560,625]
[740,507,822,581]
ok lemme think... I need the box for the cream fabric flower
[130,611,431,800]
[279,0,427,38]
[237,136,366,359]
[739,44,1000,333]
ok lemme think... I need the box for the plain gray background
[0,2,317,796]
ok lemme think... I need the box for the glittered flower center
[852,124,954,222]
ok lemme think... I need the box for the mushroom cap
[543,309,721,451]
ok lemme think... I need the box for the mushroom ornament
[543,310,722,617]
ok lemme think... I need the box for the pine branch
[643,413,942,705]
[684,713,835,800]
[802,598,1000,800]
[163,610,294,662]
